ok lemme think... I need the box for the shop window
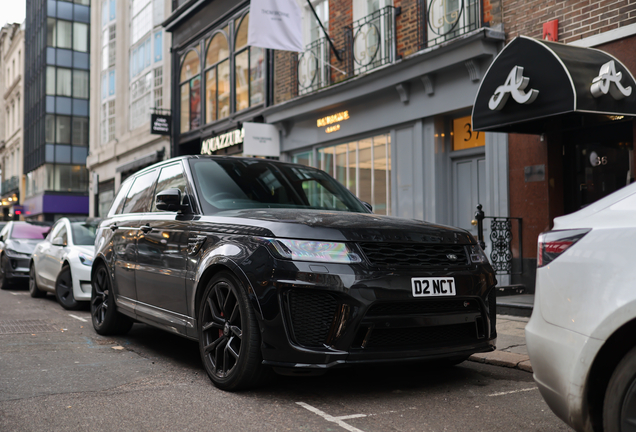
[180,49,201,133]
[312,134,392,215]
[234,14,264,111]
[204,31,229,123]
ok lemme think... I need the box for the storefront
[472,36,636,289]
[264,29,511,279]
[164,0,273,159]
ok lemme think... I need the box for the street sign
[150,114,171,135]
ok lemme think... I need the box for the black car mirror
[52,237,65,247]
[156,188,188,212]
[361,201,373,212]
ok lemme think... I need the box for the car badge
[447,253,458,261]
[464,301,470,308]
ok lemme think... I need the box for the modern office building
[0,23,25,220]
[23,0,91,221]
[87,0,172,217]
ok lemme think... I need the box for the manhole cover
[0,320,60,335]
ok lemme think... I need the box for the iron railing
[297,37,332,95]
[419,0,481,49]
[474,204,523,276]
[346,6,397,76]
[2,176,19,196]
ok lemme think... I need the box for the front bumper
[71,261,93,301]
[5,256,31,281]
[247,253,497,369]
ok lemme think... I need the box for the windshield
[189,158,369,214]
[11,223,50,240]
[71,222,98,246]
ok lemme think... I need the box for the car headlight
[263,238,362,264]
[78,253,94,266]
[5,248,29,258]
[468,244,490,264]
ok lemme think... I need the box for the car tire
[91,263,133,335]
[198,271,269,391]
[29,263,46,298]
[0,254,12,290]
[604,345,636,431]
[55,265,82,310]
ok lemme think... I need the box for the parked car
[0,221,51,289]
[29,218,100,310]
[526,181,636,432]
[91,156,497,391]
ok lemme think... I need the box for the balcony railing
[346,6,397,76]
[297,37,332,95]
[419,0,481,48]
[2,176,18,196]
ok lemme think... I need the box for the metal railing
[419,0,481,49]
[2,176,19,196]
[297,37,332,95]
[346,6,397,76]
[474,204,523,276]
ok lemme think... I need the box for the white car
[526,182,636,432]
[29,218,99,310]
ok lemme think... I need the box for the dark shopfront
[163,0,273,158]
[472,36,636,290]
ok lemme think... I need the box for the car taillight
[537,229,590,267]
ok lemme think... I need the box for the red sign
[543,19,558,41]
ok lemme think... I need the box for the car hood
[195,209,474,244]
[6,239,42,255]
[72,245,94,256]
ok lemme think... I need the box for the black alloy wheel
[604,345,636,432]
[91,263,133,335]
[29,263,46,298]
[55,266,81,310]
[198,271,268,391]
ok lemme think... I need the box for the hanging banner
[247,0,303,52]
[243,122,280,157]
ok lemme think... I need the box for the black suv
[92,156,497,391]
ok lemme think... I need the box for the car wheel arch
[586,317,636,431]
[193,262,263,329]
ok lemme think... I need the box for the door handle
[109,224,118,231]
[140,224,152,233]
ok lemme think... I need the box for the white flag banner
[248,0,303,52]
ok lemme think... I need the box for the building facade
[164,0,512,282]
[23,0,91,221]
[472,0,636,290]
[0,24,25,220]
[87,0,173,217]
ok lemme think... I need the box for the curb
[469,351,533,373]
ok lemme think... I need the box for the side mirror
[52,237,65,247]
[362,201,373,212]
[156,188,188,212]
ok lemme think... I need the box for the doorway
[452,154,486,239]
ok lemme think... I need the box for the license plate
[411,277,456,297]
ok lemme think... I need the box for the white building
[0,23,25,220]
[88,0,172,217]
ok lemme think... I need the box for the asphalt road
[0,286,571,432]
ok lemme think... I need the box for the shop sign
[150,114,171,135]
[590,60,632,100]
[488,66,539,111]
[201,128,245,155]
[243,123,280,157]
[317,111,349,127]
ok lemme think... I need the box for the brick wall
[503,0,636,43]
[273,51,295,105]
[395,0,419,57]
[328,0,352,83]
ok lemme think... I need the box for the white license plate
[411,277,457,297]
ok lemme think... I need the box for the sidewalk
[469,314,533,373]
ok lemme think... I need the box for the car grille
[366,299,481,316]
[365,323,478,349]
[358,243,468,269]
[288,290,337,348]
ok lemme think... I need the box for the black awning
[472,36,636,134]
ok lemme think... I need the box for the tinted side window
[110,178,134,216]
[48,221,65,241]
[57,226,68,246]
[152,163,187,212]
[122,170,158,214]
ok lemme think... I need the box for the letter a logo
[489,66,539,111]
